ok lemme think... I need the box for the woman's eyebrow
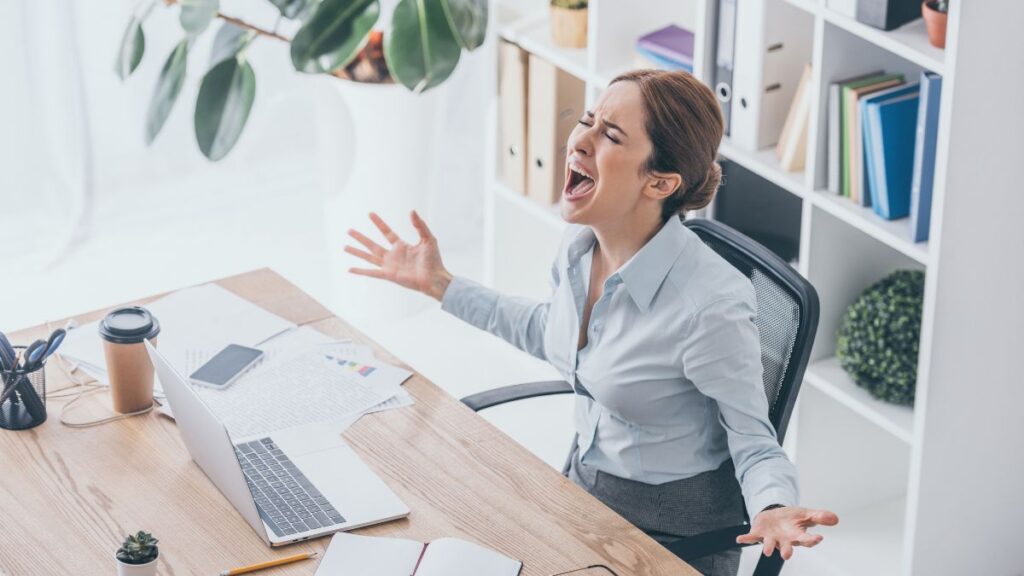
[585,110,629,138]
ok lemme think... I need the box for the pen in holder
[0,346,48,430]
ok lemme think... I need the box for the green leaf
[209,22,252,66]
[440,0,487,50]
[268,0,311,19]
[385,0,462,93]
[180,0,219,36]
[194,56,256,161]
[290,0,379,74]
[145,39,189,145]
[115,16,146,80]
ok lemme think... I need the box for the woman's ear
[643,172,684,201]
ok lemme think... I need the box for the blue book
[635,45,693,72]
[859,82,919,209]
[866,92,920,220]
[910,71,943,242]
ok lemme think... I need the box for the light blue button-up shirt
[441,217,798,520]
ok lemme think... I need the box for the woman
[345,70,838,576]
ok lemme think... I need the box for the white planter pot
[116,556,157,576]
[314,77,444,330]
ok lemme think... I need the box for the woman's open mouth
[563,161,596,202]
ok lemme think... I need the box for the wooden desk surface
[0,269,696,576]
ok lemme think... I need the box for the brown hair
[609,70,724,222]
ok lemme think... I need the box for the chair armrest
[664,523,784,576]
[461,380,573,412]
[663,523,750,561]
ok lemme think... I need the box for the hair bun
[681,161,722,213]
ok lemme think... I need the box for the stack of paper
[173,326,415,437]
[58,282,415,436]
[59,283,297,395]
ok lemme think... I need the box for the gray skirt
[567,451,745,576]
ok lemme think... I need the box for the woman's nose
[570,132,593,157]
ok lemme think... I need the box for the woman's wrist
[427,270,454,302]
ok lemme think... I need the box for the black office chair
[461,218,820,576]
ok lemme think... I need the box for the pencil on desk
[220,551,318,575]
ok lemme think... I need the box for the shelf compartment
[718,138,808,199]
[804,356,914,444]
[810,190,928,265]
[819,7,946,76]
[499,13,592,85]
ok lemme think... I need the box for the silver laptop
[145,341,409,546]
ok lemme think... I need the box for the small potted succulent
[116,531,159,576]
[550,0,588,49]
[922,0,948,49]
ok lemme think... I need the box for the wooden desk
[0,269,696,576]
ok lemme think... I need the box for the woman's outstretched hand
[736,506,839,560]
[345,211,453,301]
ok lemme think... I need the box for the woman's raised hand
[736,506,839,560]
[345,211,453,301]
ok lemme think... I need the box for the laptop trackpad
[273,426,407,526]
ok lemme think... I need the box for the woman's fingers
[795,533,824,548]
[808,509,840,526]
[348,229,387,257]
[762,536,777,557]
[780,542,794,561]
[344,245,380,266]
[369,212,402,245]
[349,267,388,280]
[410,210,434,243]
[735,532,761,545]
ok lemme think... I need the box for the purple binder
[636,25,694,66]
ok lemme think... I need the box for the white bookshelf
[482,1,1024,575]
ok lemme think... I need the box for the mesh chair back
[684,219,819,442]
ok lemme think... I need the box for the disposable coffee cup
[99,306,161,414]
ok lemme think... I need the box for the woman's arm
[679,289,837,559]
[345,211,554,361]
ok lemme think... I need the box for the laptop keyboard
[235,437,346,537]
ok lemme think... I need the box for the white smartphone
[189,344,265,389]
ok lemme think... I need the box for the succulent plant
[836,269,924,406]
[116,531,159,565]
[551,0,588,9]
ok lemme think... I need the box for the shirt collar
[566,218,690,312]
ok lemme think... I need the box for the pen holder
[0,347,47,431]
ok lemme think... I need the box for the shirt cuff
[747,488,797,523]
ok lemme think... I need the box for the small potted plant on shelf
[116,531,159,576]
[550,0,588,49]
[922,0,949,49]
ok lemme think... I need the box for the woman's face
[560,81,679,227]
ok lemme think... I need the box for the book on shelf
[910,71,943,243]
[863,89,920,220]
[859,82,921,212]
[841,73,904,203]
[633,46,693,73]
[316,532,522,576]
[776,63,813,172]
[636,24,694,67]
[828,70,883,194]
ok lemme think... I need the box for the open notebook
[316,532,522,576]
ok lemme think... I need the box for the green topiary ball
[836,269,924,406]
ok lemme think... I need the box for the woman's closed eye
[577,119,621,144]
